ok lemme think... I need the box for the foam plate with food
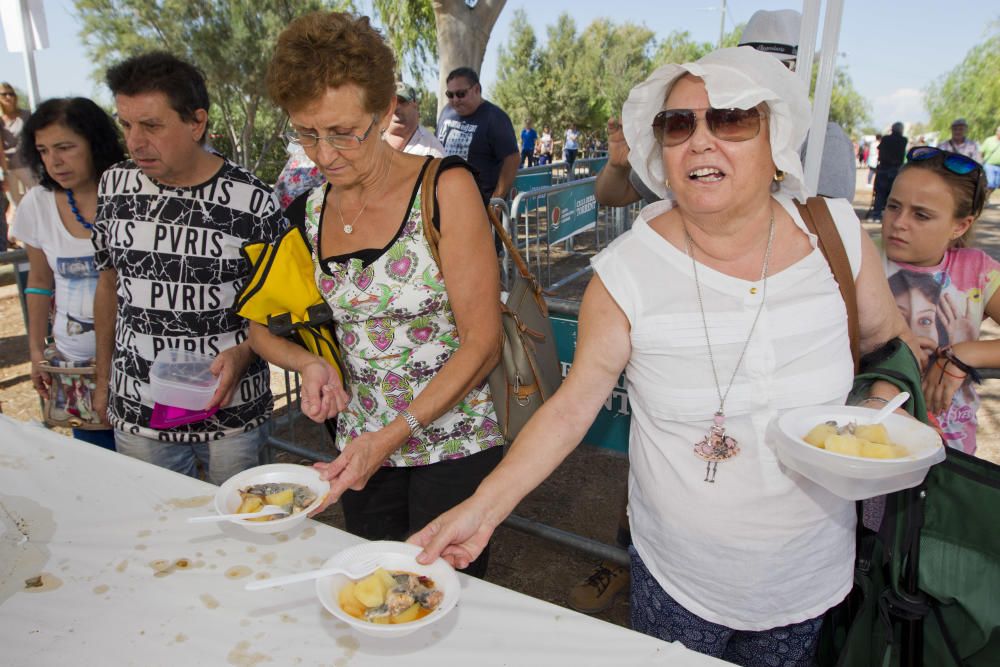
[774,405,945,500]
[315,541,460,638]
[214,463,327,534]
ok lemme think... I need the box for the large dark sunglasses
[907,146,984,212]
[445,86,473,100]
[652,107,764,147]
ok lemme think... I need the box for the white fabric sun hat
[621,46,811,203]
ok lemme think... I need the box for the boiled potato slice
[804,423,838,448]
[265,488,294,507]
[825,434,863,457]
[370,614,391,624]
[353,572,386,608]
[338,582,366,618]
[855,423,890,445]
[376,568,395,591]
[236,494,264,514]
[861,441,906,459]
[390,603,421,624]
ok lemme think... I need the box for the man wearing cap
[385,82,445,158]
[594,8,856,209]
[437,67,519,204]
[872,121,908,221]
[938,118,982,162]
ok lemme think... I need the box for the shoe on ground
[567,561,630,614]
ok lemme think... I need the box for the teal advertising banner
[513,169,552,197]
[550,315,630,453]
[546,182,598,244]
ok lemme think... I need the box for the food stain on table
[200,593,220,609]
[173,633,188,644]
[135,544,148,551]
[93,584,109,595]
[116,560,128,573]
[137,530,152,538]
[298,526,316,541]
[276,534,289,543]
[24,573,62,592]
[225,565,253,579]
[164,496,212,510]
[254,572,270,580]
[280,613,296,624]
[226,640,271,666]
[0,455,27,470]
[150,558,192,577]
[258,552,276,565]
[335,635,359,661]
[246,546,257,553]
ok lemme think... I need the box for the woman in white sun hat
[411,46,910,665]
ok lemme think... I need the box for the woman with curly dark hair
[12,97,125,450]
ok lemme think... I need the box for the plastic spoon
[245,555,382,591]
[867,392,910,424]
[187,505,288,523]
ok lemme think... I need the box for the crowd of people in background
[0,6,997,666]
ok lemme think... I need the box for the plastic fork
[245,555,382,591]
[186,505,288,523]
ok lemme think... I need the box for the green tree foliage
[370,0,437,85]
[492,12,871,143]
[925,20,1000,142]
[493,11,655,138]
[74,0,345,183]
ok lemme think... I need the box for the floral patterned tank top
[304,164,504,466]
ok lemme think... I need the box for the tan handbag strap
[795,197,860,372]
[420,158,547,317]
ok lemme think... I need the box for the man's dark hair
[20,97,126,190]
[446,67,479,86]
[106,52,211,143]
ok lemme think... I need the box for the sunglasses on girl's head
[652,107,765,147]
[445,86,472,100]
[907,146,981,175]
[907,145,984,211]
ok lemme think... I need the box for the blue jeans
[73,428,116,451]
[114,421,271,485]
[985,164,1000,191]
[629,546,823,667]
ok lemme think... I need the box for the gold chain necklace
[337,197,367,235]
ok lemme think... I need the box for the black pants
[872,165,899,217]
[520,148,536,168]
[340,446,504,579]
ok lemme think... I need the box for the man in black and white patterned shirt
[92,52,285,483]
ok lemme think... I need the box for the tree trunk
[432,0,506,117]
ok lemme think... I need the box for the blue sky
[1,0,997,132]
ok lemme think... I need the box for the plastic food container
[149,349,219,410]
[315,541,461,638]
[214,464,328,535]
[774,405,946,500]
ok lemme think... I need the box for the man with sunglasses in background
[92,52,285,483]
[437,67,519,207]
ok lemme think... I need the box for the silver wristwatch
[400,409,423,436]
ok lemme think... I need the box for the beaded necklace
[65,189,93,230]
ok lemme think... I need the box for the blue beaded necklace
[65,189,93,230]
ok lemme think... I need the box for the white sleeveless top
[592,194,862,630]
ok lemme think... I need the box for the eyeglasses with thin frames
[285,115,379,150]
[445,86,473,100]
[0,92,15,98]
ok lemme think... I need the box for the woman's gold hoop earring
[773,170,785,182]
